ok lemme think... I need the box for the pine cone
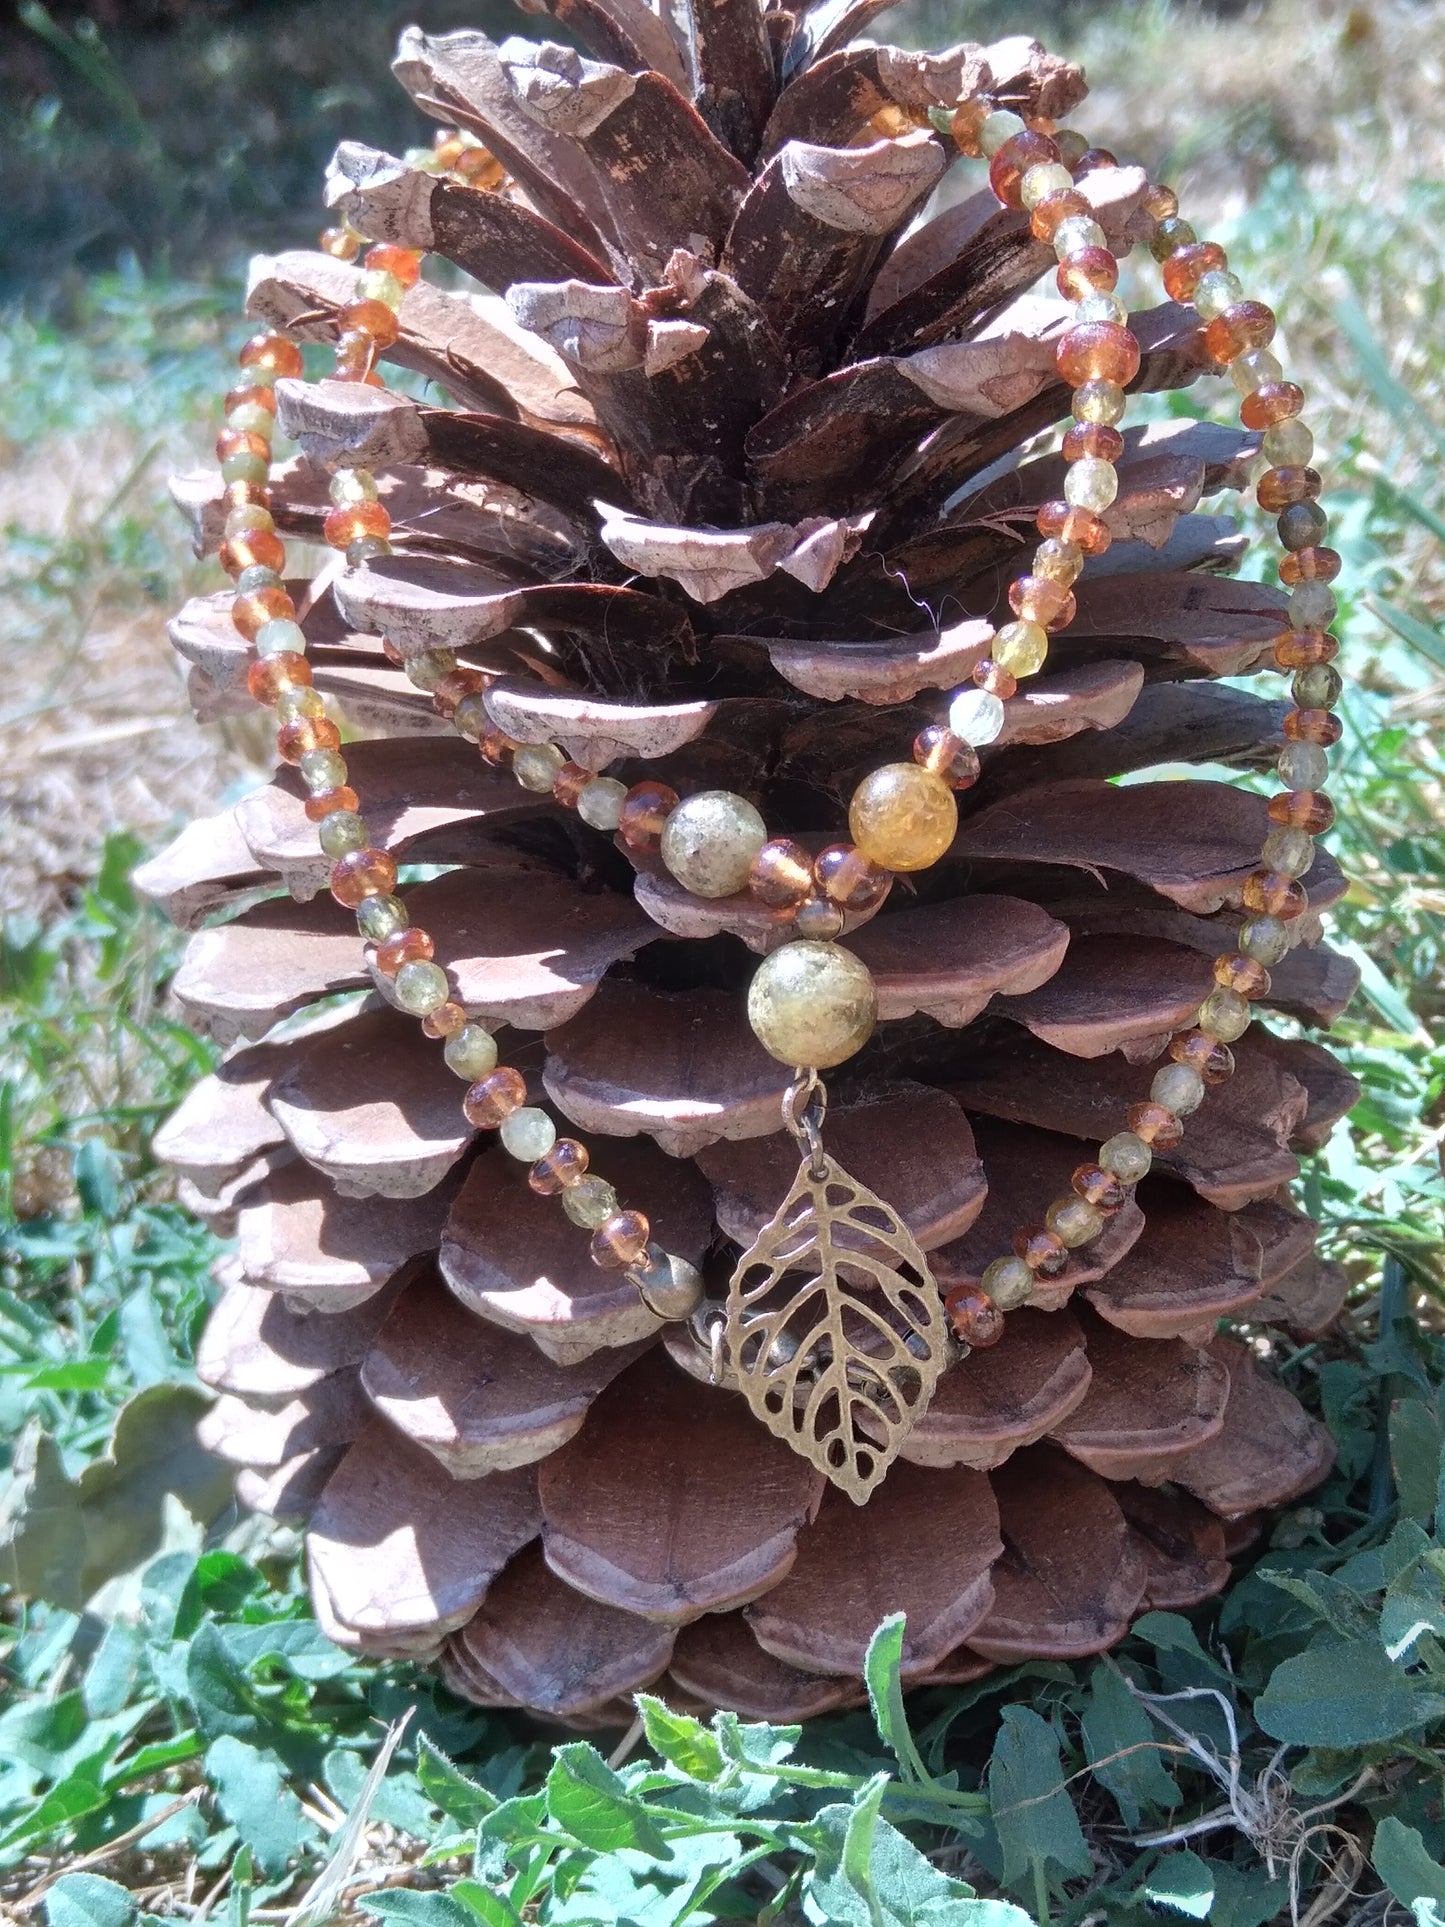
[142,3,1360,1725]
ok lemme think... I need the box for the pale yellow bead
[659,790,767,899]
[577,777,627,830]
[1230,348,1282,395]
[406,649,457,691]
[746,940,877,1069]
[1064,456,1118,512]
[848,762,957,871]
[1197,986,1251,1043]
[979,109,1026,157]
[329,468,379,505]
[1150,1062,1204,1116]
[444,1024,498,1080]
[1194,269,1244,319]
[513,742,566,792]
[992,620,1049,677]
[1263,419,1313,467]
[981,1255,1035,1310]
[1020,161,1074,209]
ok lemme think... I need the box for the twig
[15,1790,203,1915]
[607,1715,645,1770]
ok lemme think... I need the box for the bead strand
[220,295,693,1317]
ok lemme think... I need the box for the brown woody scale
[143,0,1359,1725]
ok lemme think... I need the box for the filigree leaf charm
[724,1151,949,1504]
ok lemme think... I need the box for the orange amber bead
[454,147,506,188]
[422,1001,467,1039]
[323,501,391,549]
[219,529,286,577]
[375,928,435,976]
[239,333,304,379]
[1273,630,1338,669]
[319,225,361,260]
[1240,381,1305,430]
[1056,246,1118,300]
[1269,790,1334,834]
[1062,421,1124,464]
[1284,707,1343,746]
[1214,952,1270,999]
[949,97,990,157]
[1037,500,1111,555]
[232,586,296,641]
[1056,320,1140,388]
[222,480,272,516]
[338,298,401,347]
[1203,300,1276,365]
[749,838,814,909]
[333,330,376,381]
[276,716,341,763]
[1071,1163,1126,1213]
[971,659,1017,699]
[1161,240,1227,302]
[528,1138,589,1195]
[589,1209,651,1271]
[364,244,422,288]
[1009,574,1075,631]
[551,761,593,809]
[463,1067,528,1129]
[224,382,278,417]
[1278,545,1340,587]
[304,785,360,821]
[1075,146,1118,173]
[1029,189,1090,242]
[944,1285,1005,1347]
[814,843,891,911]
[246,652,311,704]
[913,726,981,789]
[1141,182,1179,221]
[477,727,514,769]
[1242,869,1308,919]
[330,847,398,908]
[216,427,271,465]
[988,129,1061,208]
[1170,1028,1235,1084]
[430,665,490,715]
[1013,1226,1069,1276]
[618,780,679,853]
[1126,1101,1183,1150]
[1256,466,1321,513]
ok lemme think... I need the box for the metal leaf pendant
[724,1151,949,1504]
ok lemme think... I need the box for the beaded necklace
[214,111,1341,1500]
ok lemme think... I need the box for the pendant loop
[783,1067,828,1180]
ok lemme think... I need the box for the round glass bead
[1263,418,1314,467]
[330,847,397,908]
[330,469,379,504]
[589,1210,651,1270]
[618,781,679,853]
[356,894,409,941]
[1192,268,1244,318]
[659,790,768,899]
[1261,825,1315,877]
[1057,248,1118,301]
[1014,1225,1069,1275]
[1215,953,1271,999]
[1278,501,1329,551]
[1071,290,1128,326]
[1148,215,1196,262]
[405,650,457,692]
[432,666,490,718]
[1071,1162,1127,1213]
[1278,739,1329,789]
[305,785,359,822]
[240,334,304,378]
[1161,240,1227,302]
[224,383,278,419]
[277,687,326,725]
[1196,986,1252,1042]
[255,617,307,658]
[849,763,957,871]
[318,810,369,857]
[246,653,310,706]
[394,959,450,1015]
[1053,215,1107,257]
[1238,914,1291,966]
[1288,584,1339,633]
[1284,707,1342,746]
[1292,664,1343,710]
[1269,790,1334,834]
[550,761,593,809]
[463,1067,529,1129]
[1126,1102,1183,1150]
[338,298,402,347]
[1242,870,1309,919]
[746,940,877,1069]
[1030,190,1091,243]
[913,726,980,789]
[1142,184,1179,221]
[374,927,434,976]
[750,838,814,909]
[1056,321,1139,388]
[814,844,891,911]
[324,501,390,549]
[794,897,846,939]
[233,587,296,641]
[1055,129,1090,167]
[1241,382,1305,430]
[358,269,406,309]
[452,693,491,740]
[365,244,422,287]
[528,1139,589,1195]
[1009,573,1075,630]
[1230,347,1282,394]
[1150,1061,1205,1116]
[1037,501,1111,554]
[513,742,566,793]
[278,716,341,764]
[1045,1195,1103,1248]
[1170,1029,1235,1084]
[235,564,282,597]
[577,776,627,830]
[1033,538,1083,586]
[562,1176,620,1230]
[1062,421,1124,464]
[972,659,1017,699]
[1274,631,1337,670]
[299,748,348,792]
[1072,379,1126,426]
[444,1024,498,1080]
[422,1002,466,1040]
[1204,300,1276,364]
[1278,546,1341,587]
[992,619,1049,676]
[948,688,1005,745]
[499,1106,558,1162]
[980,1255,1035,1310]
[220,452,270,487]
[220,528,286,576]
[1064,457,1118,512]
[1257,465,1321,513]
[1019,160,1074,208]
[949,96,990,156]
[944,1287,1005,1347]
[479,727,516,769]
[978,108,1027,157]
[1099,1131,1151,1182]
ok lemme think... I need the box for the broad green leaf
[636,1694,728,1784]
[1255,1637,1445,1746]
[863,1615,929,1787]
[805,1795,974,1927]
[1143,1850,1213,1919]
[205,1735,317,1877]
[545,1744,671,1858]
[221,1618,355,1680]
[358,1895,477,1927]
[0,1774,110,1854]
[1374,1817,1445,1918]
[44,1874,136,1927]
[83,1615,147,1717]
[1079,1664,1179,1828]
[1207,1863,1290,1927]
[324,1746,435,1841]
[186,1621,263,1740]
[448,1880,526,1927]
[711,1710,799,1770]
[841,1772,890,1927]
[1392,1398,1444,1522]
[1259,1568,1379,1640]
[986,1706,1091,1901]
[416,1735,497,1827]
[1382,1568,1445,1661]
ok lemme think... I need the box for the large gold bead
[848,762,958,872]
[746,940,877,1068]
